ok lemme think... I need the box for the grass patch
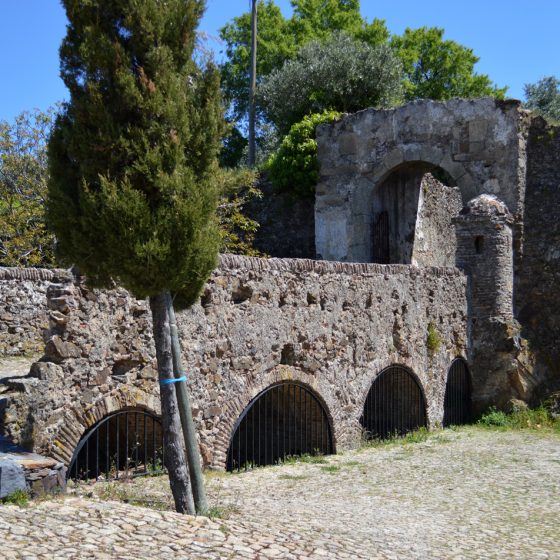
[360,427,432,450]
[320,465,340,474]
[477,406,560,432]
[278,474,310,481]
[282,453,328,465]
[206,504,241,520]
[1,489,29,507]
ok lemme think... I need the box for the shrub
[426,322,442,355]
[477,406,560,431]
[266,110,341,198]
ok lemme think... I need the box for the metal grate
[372,211,390,263]
[67,409,165,482]
[443,358,471,427]
[226,382,334,472]
[361,365,427,440]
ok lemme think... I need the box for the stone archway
[48,386,160,466]
[315,98,524,263]
[369,161,463,266]
[212,365,338,469]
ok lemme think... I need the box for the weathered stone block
[0,458,26,498]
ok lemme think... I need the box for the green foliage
[391,27,507,101]
[219,0,389,164]
[524,76,560,122]
[220,0,389,122]
[266,111,341,197]
[1,489,29,507]
[216,167,263,256]
[0,108,57,267]
[426,322,442,355]
[47,0,224,306]
[477,406,560,431]
[258,32,403,134]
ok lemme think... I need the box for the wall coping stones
[218,254,464,279]
[0,267,71,282]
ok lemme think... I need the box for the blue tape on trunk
[159,375,187,386]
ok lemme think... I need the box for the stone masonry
[1,255,467,469]
[0,97,558,471]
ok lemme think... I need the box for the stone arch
[357,155,468,265]
[225,380,334,471]
[360,363,428,440]
[48,385,160,466]
[214,365,338,469]
[443,357,472,427]
[368,147,471,199]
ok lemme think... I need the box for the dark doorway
[443,358,472,427]
[226,382,334,472]
[361,365,427,440]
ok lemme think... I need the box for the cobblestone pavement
[1,428,559,559]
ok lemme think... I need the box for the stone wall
[315,98,528,263]
[0,268,71,357]
[412,174,462,267]
[2,256,468,469]
[516,117,560,401]
[245,178,315,259]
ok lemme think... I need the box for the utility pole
[167,293,208,514]
[248,0,257,166]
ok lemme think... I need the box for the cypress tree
[47,0,223,514]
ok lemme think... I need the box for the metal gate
[443,358,471,427]
[68,408,164,482]
[226,382,334,472]
[373,211,390,263]
[361,365,427,440]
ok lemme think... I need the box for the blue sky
[1,1,558,122]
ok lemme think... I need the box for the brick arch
[48,385,160,466]
[357,360,429,420]
[359,362,429,439]
[213,365,339,469]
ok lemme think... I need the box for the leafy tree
[266,110,341,197]
[289,0,388,46]
[219,1,388,138]
[391,27,506,101]
[524,76,560,122]
[220,1,297,124]
[258,32,403,133]
[0,108,57,267]
[48,0,223,514]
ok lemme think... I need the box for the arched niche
[361,365,427,440]
[226,381,334,471]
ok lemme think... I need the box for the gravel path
[1,427,559,559]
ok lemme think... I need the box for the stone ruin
[0,97,558,484]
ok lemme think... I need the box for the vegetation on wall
[266,111,341,198]
[426,322,442,356]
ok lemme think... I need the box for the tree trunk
[149,292,195,515]
[166,292,209,514]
